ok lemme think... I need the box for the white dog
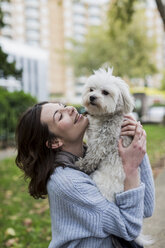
[76,67,153,246]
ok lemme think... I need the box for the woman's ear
[46,138,63,149]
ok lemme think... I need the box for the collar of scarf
[54,145,88,173]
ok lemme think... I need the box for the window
[25,0,39,8]
[26,19,40,30]
[25,8,39,18]
[26,30,40,41]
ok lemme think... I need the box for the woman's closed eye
[59,113,63,121]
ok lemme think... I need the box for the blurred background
[0,0,165,247]
[0,0,165,147]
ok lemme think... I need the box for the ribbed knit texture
[47,154,155,248]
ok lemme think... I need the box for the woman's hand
[119,123,146,191]
[121,114,142,137]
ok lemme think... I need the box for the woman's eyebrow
[53,103,66,121]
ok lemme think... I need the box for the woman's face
[40,103,89,145]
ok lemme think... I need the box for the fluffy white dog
[76,67,153,246]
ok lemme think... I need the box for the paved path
[143,168,165,247]
[0,148,16,160]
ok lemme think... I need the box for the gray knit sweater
[47,153,155,248]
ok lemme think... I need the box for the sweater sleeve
[103,184,145,240]
[49,167,145,241]
[140,153,155,218]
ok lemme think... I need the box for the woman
[15,101,155,248]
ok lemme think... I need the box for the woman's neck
[61,141,84,158]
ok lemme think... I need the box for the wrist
[124,169,140,191]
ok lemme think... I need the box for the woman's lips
[74,113,79,123]
[74,113,82,123]
[77,114,82,122]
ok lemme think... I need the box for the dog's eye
[102,90,109,95]
[90,88,93,92]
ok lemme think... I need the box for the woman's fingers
[121,131,135,136]
[124,114,136,121]
[121,122,139,136]
[121,119,135,127]
[132,124,142,143]
[138,130,147,152]
[121,117,143,136]
[122,119,142,127]
[132,126,146,153]
[121,125,135,132]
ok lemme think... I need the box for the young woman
[15,101,155,248]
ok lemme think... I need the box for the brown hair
[15,102,60,199]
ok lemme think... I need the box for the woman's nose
[65,106,76,115]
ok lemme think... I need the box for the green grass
[0,158,51,248]
[143,124,165,166]
[0,124,165,247]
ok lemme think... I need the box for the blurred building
[65,0,165,102]
[0,37,48,101]
[1,0,164,103]
[63,0,109,103]
[144,0,165,88]
[0,0,109,103]
[0,0,71,101]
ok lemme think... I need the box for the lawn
[0,158,51,248]
[0,124,165,247]
[143,124,165,166]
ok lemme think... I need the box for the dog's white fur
[76,67,153,246]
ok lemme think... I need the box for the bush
[0,88,37,148]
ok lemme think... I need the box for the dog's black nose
[90,96,96,102]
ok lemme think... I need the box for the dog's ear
[116,78,134,114]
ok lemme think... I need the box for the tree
[155,0,165,30]
[0,88,10,147]
[67,9,157,79]
[161,70,165,90]
[110,0,165,30]
[67,27,112,77]
[0,0,22,79]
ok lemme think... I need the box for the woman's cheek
[59,120,72,130]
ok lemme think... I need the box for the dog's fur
[76,67,153,246]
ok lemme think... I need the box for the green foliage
[67,27,111,76]
[0,0,10,29]
[0,3,5,28]
[109,0,165,30]
[67,7,157,79]
[108,0,138,28]
[0,0,22,79]
[0,88,37,147]
[0,46,22,79]
[109,8,157,78]
[161,70,165,90]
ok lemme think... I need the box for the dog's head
[82,67,134,116]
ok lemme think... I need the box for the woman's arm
[49,167,145,241]
[140,153,155,217]
[120,115,155,217]
[119,123,146,191]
